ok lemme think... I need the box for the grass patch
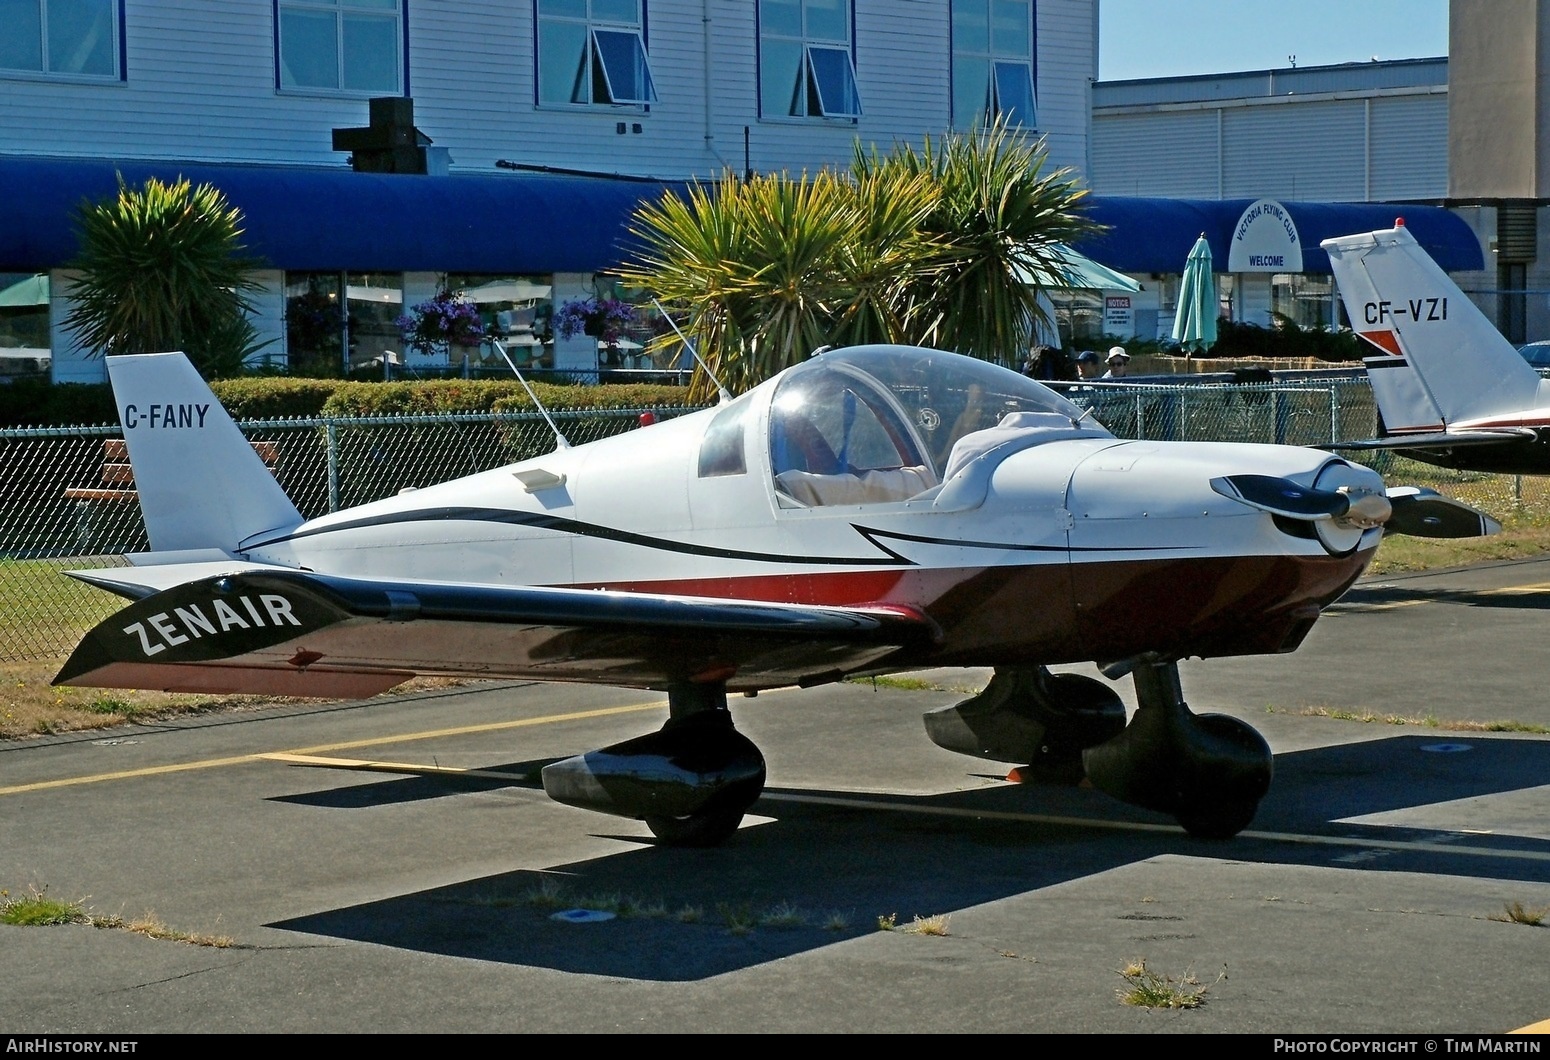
[0,886,88,926]
[1490,901,1548,926]
[0,657,469,742]
[2,885,234,946]
[1268,705,1550,734]
[901,913,951,936]
[717,902,757,936]
[1366,510,1550,576]
[1116,959,1222,1009]
[97,913,236,948]
[758,901,808,929]
[846,675,940,692]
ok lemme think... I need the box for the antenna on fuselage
[652,299,732,404]
[491,341,571,450]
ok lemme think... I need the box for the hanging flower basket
[554,296,636,344]
[396,289,488,357]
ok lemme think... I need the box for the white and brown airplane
[1326,219,1550,474]
[56,345,1494,843]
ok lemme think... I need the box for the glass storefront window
[1270,272,1334,330]
[0,272,51,381]
[346,272,404,370]
[285,271,404,375]
[446,273,555,372]
[284,273,346,375]
[597,277,683,373]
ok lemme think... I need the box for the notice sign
[1104,295,1133,332]
[1227,198,1304,273]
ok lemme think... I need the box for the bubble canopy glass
[768,345,1091,481]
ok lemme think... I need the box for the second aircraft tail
[1323,222,1550,429]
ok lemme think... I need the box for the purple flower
[554,296,636,342]
[398,290,490,354]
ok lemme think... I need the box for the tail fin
[107,352,302,552]
[1362,354,1444,434]
[1323,223,1549,426]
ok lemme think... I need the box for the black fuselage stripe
[243,507,1193,567]
[245,507,906,565]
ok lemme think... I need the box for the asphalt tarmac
[4,557,1550,1035]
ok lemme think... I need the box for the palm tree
[63,175,269,378]
[852,119,1100,365]
[619,120,1098,394]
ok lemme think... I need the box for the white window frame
[0,0,121,82]
[758,0,862,121]
[950,0,1037,130]
[276,0,405,96]
[536,0,658,108]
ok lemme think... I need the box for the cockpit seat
[775,465,937,507]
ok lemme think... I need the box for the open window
[802,46,861,118]
[538,0,657,107]
[591,29,657,104]
[759,0,862,121]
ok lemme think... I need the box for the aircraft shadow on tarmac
[270,733,1550,981]
[1334,584,1550,611]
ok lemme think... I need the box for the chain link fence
[5,375,1545,664]
[1,406,704,662]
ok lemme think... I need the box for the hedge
[0,374,700,428]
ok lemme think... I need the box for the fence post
[326,422,340,513]
[1328,385,1338,445]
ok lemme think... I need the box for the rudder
[107,352,302,552]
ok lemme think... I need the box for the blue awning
[1074,196,1484,273]
[0,156,1484,276]
[0,156,681,273]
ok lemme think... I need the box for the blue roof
[0,156,680,273]
[0,157,1484,275]
[1074,196,1484,273]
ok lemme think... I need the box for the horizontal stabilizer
[1383,487,1502,539]
[1327,428,1538,451]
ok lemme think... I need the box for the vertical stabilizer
[106,353,303,552]
[1323,225,1548,427]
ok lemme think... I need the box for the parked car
[1517,340,1550,368]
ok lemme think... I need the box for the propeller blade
[1383,487,1502,538]
[1210,474,1349,520]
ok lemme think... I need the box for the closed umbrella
[1172,234,1218,357]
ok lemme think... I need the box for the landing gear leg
[641,681,766,847]
[1082,657,1272,839]
[539,679,766,848]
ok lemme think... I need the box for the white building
[1090,0,1550,346]
[0,0,1098,382]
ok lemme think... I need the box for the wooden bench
[65,438,281,503]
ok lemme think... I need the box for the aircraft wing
[1326,428,1538,451]
[54,569,939,699]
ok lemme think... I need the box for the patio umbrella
[1172,234,1218,357]
[0,273,48,307]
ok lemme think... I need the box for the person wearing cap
[1102,346,1131,379]
[1073,349,1102,380]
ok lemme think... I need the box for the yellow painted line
[761,792,1550,863]
[263,752,532,782]
[0,701,662,796]
[1512,1017,1550,1034]
[1327,598,1429,615]
[1332,578,1550,615]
